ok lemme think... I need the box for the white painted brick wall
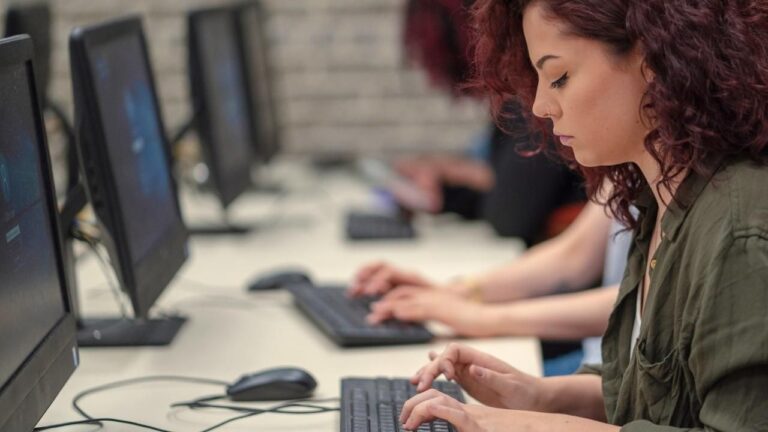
[2,0,489,156]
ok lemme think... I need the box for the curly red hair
[471,0,768,226]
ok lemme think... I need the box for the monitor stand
[77,315,187,347]
[187,223,252,236]
[186,204,255,236]
[250,180,284,195]
[59,185,188,348]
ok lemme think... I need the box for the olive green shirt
[585,160,768,431]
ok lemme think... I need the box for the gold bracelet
[463,276,484,303]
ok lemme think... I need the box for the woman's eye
[550,72,569,89]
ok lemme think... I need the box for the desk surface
[40,161,540,431]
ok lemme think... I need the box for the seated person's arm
[395,155,494,192]
[367,283,618,339]
[461,199,613,302]
[350,198,613,300]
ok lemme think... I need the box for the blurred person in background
[350,192,632,376]
[396,0,585,246]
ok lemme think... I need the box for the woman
[398,0,768,431]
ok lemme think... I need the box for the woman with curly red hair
[397,0,768,431]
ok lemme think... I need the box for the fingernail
[473,366,485,377]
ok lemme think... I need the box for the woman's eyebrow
[535,54,560,70]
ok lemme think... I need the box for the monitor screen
[0,62,67,397]
[89,34,180,265]
[195,11,253,200]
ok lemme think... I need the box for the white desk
[40,160,540,431]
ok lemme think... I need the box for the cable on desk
[172,398,340,432]
[72,375,230,420]
[172,395,340,413]
[34,417,172,431]
[47,374,339,432]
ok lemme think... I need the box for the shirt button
[650,259,657,270]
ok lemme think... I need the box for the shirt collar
[633,165,722,242]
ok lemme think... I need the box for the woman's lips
[556,135,574,146]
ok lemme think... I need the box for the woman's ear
[634,42,654,83]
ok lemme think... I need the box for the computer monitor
[3,3,51,106]
[69,16,189,346]
[188,6,254,209]
[5,2,81,198]
[233,1,281,163]
[0,35,78,431]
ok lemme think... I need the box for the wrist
[448,275,484,301]
[529,377,558,413]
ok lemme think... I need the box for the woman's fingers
[399,389,443,424]
[367,291,431,324]
[348,262,386,296]
[400,390,469,431]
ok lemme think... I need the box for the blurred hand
[348,261,434,297]
[392,159,444,213]
[366,288,494,337]
[410,343,545,412]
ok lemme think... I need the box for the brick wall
[2,0,489,157]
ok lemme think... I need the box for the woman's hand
[366,288,497,337]
[348,262,434,297]
[410,343,546,412]
[400,392,510,431]
[399,393,619,432]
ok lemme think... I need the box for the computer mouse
[247,269,312,291]
[227,367,318,401]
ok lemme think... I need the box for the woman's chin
[572,151,602,168]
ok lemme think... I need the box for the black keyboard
[341,378,464,432]
[286,284,433,347]
[345,212,416,240]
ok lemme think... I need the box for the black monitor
[3,3,51,106]
[188,6,254,209]
[5,2,80,197]
[233,1,281,163]
[0,35,78,430]
[69,16,189,346]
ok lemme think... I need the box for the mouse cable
[172,396,340,414]
[33,401,339,432]
[34,417,171,431]
[178,399,341,432]
[71,375,230,420]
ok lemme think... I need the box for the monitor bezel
[3,3,52,107]
[69,16,189,318]
[232,0,281,163]
[187,6,254,208]
[0,35,78,432]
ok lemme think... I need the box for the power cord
[35,375,340,432]
[71,375,229,420]
[71,220,131,319]
[35,417,171,431]
[172,397,340,432]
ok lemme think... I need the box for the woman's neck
[635,153,687,219]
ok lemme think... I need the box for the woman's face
[523,3,650,167]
